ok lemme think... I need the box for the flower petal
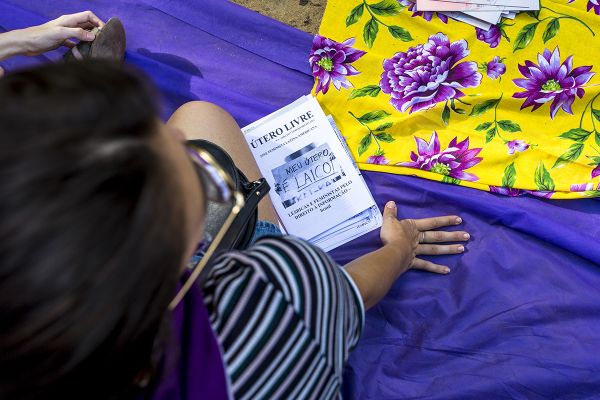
[449,39,470,63]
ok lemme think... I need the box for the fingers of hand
[60,27,95,42]
[57,11,105,29]
[383,201,397,220]
[78,22,98,30]
[414,215,462,231]
[62,39,77,48]
[417,244,464,256]
[412,258,450,274]
[422,230,469,243]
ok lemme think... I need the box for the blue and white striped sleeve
[202,235,364,400]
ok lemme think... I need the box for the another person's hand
[380,200,469,274]
[1,11,104,58]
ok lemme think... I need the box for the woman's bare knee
[167,101,240,141]
[168,101,280,225]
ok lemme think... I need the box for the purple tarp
[2,1,600,398]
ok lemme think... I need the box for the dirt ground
[230,0,325,34]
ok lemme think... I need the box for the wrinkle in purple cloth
[333,172,600,399]
[2,0,600,398]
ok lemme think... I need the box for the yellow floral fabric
[312,0,600,199]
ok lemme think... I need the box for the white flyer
[463,10,502,24]
[242,95,379,241]
[440,11,492,30]
[438,0,538,8]
[417,0,520,11]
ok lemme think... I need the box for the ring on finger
[420,231,426,243]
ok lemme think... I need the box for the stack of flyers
[242,95,383,252]
[416,0,540,30]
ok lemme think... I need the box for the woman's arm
[0,11,103,61]
[0,31,23,61]
[344,201,469,310]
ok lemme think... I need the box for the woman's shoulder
[202,235,335,303]
[201,236,364,399]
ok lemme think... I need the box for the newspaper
[242,95,382,251]
[417,0,520,12]
[422,0,539,30]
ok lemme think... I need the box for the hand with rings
[380,200,470,274]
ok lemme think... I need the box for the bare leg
[167,101,279,225]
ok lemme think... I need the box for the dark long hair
[0,61,186,399]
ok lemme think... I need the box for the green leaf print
[363,17,378,48]
[553,142,584,168]
[346,4,365,26]
[513,22,539,52]
[502,162,517,188]
[356,110,391,123]
[373,122,393,131]
[368,0,402,16]
[497,120,522,132]
[542,19,560,43]
[349,85,381,99]
[475,122,492,131]
[534,162,555,191]
[485,127,497,143]
[559,128,592,142]
[388,25,412,41]
[442,103,450,126]
[358,134,372,156]
[470,98,501,116]
[374,132,394,142]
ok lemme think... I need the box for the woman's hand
[381,200,469,274]
[1,11,104,58]
[345,200,470,309]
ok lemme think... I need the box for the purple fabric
[331,172,600,399]
[152,283,229,400]
[2,0,600,398]
[0,0,313,126]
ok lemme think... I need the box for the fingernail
[444,267,451,274]
[86,32,95,40]
[455,217,462,224]
[463,233,470,240]
[458,245,465,252]
[385,201,396,209]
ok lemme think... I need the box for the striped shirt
[202,236,364,399]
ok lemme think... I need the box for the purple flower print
[489,186,522,196]
[526,190,554,199]
[475,25,501,48]
[512,47,594,119]
[486,56,506,80]
[489,187,554,198]
[570,182,595,191]
[309,36,366,95]
[366,154,389,165]
[398,131,483,181]
[588,0,600,14]
[507,140,529,155]
[593,164,600,178]
[380,33,481,113]
[398,0,449,23]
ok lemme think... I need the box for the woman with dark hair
[0,60,469,399]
